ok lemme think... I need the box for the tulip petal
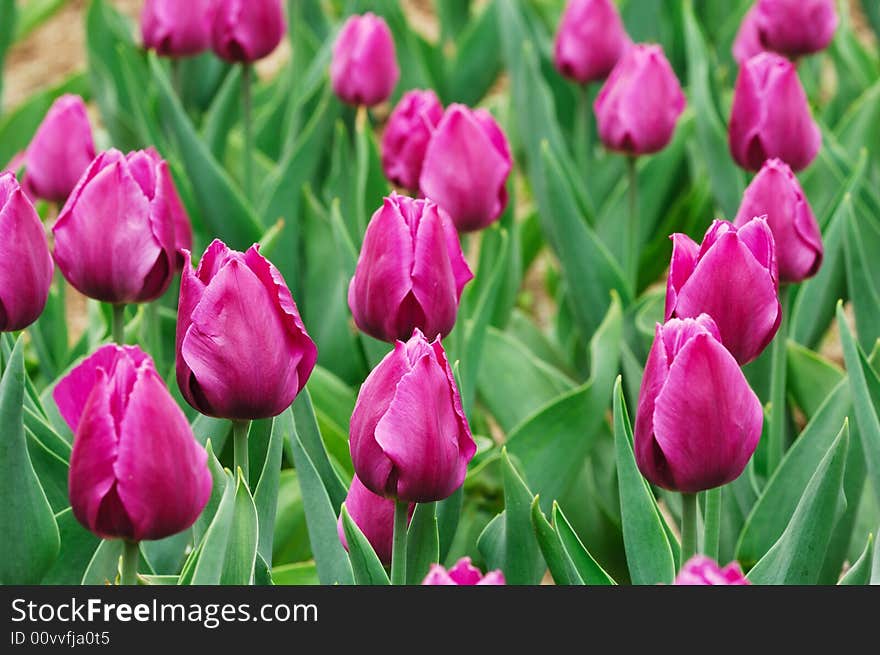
[732,5,765,64]
[410,206,462,340]
[735,216,778,284]
[665,233,700,320]
[422,565,456,585]
[447,557,484,585]
[337,475,397,564]
[634,323,674,489]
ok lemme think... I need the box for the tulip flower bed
[1,0,879,589]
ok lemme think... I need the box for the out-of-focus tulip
[348,194,473,343]
[734,158,822,283]
[350,329,475,503]
[674,556,750,585]
[422,558,506,585]
[0,173,53,332]
[593,44,685,156]
[732,5,765,65]
[728,52,820,172]
[635,315,763,493]
[554,0,630,84]
[419,104,512,233]
[330,13,399,107]
[666,217,781,365]
[337,475,413,565]
[755,0,837,58]
[141,0,213,57]
[176,240,317,420]
[210,0,286,63]
[55,345,211,542]
[381,90,443,191]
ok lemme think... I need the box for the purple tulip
[177,240,317,420]
[422,558,506,586]
[337,475,413,565]
[55,345,212,542]
[348,194,473,343]
[141,0,213,57]
[733,6,765,65]
[381,90,444,191]
[674,556,750,585]
[350,329,476,503]
[635,315,763,493]
[734,158,822,283]
[330,13,399,107]
[593,44,686,156]
[419,104,512,233]
[554,0,630,84]
[210,0,286,63]
[728,52,820,172]
[0,173,53,332]
[755,0,838,58]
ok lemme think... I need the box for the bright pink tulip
[674,556,750,585]
[734,158,822,283]
[350,329,475,503]
[594,44,685,155]
[728,52,820,172]
[55,345,211,541]
[337,475,413,565]
[635,315,763,493]
[732,5,765,65]
[755,0,837,58]
[210,0,286,63]
[381,90,444,191]
[141,0,213,57]
[554,0,630,83]
[176,240,317,420]
[330,13,399,107]
[419,104,512,232]
[666,217,781,365]
[422,558,506,585]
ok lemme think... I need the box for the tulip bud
[331,13,399,107]
[381,90,444,191]
[141,0,213,57]
[177,240,317,420]
[728,52,820,172]
[350,329,476,503]
[674,556,750,585]
[755,0,837,58]
[348,194,473,343]
[54,345,212,542]
[210,0,286,63]
[419,104,512,232]
[635,315,763,493]
[593,44,685,156]
[0,173,54,332]
[337,475,413,565]
[554,0,630,84]
[732,6,765,65]
[734,158,822,283]
[422,558,506,585]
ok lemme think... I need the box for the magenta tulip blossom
[422,558,506,586]
[755,0,837,58]
[674,556,750,585]
[734,158,822,283]
[210,0,286,63]
[593,44,686,155]
[732,5,765,65]
[337,475,413,565]
[419,104,512,232]
[350,329,476,503]
[55,345,211,542]
[141,0,213,57]
[554,0,630,84]
[635,315,763,493]
[331,13,399,107]
[666,217,781,365]
[381,89,444,191]
[177,240,317,420]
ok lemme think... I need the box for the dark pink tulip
[0,173,53,332]
[732,5,765,65]
[674,556,750,585]
[55,345,211,542]
[755,0,837,58]
[337,475,413,565]
[419,104,512,233]
[350,329,476,503]
[177,240,317,420]
[141,0,213,57]
[330,13,399,107]
[554,0,630,84]
[210,0,286,63]
[635,315,763,493]
[348,194,473,343]
[728,52,820,172]
[422,558,505,586]
[734,158,822,283]
[593,44,685,156]
[381,90,444,191]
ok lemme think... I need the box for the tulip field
[2,0,880,590]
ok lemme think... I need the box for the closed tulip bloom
[594,44,686,155]
[177,240,317,420]
[54,345,212,541]
[635,315,763,493]
[419,104,512,232]
[0,173,53,331]
[674,556,750,585]
[755,0,837,58]
[141,0,213,57]
[554,0,630,84]
[381,90,444,191]
[729,52,820,172]
[734,158,822,283]
[337,475,413,565]
[210,0,286,63]
[422,558,505,586]
[331,13,399,107]
[732,5,765,65]
[348,194,473,343]
[350,329,476,503]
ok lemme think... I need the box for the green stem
[390,500,408,585]
[626,156,639,291]
[574,84,592,177]
[767,286,791,475]
[171,59,183,100]
[242,63,254,202]
[111,304,126,344]
[120,540,139,586]
[233,419,250,486]
[680,492,697,565]
[703,487,722,560]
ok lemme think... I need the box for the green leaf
[340,505,390,585]
[271,561,319,585]
[41,509,101,585]
[843,191,880,350]
[446,0,501,105]
[292,390,348,511]
[193,441,228,545]
[254,411,291,564]
[0,0,16,106]
[201,65,242,161]
[552,502,616,585]
[81,540,123,585]
[501,450,545,585]
[406,503,439,585]
[838,534,874,585]
[787,341,845,419]
[531,497,581,585]
[25,426,69,513]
